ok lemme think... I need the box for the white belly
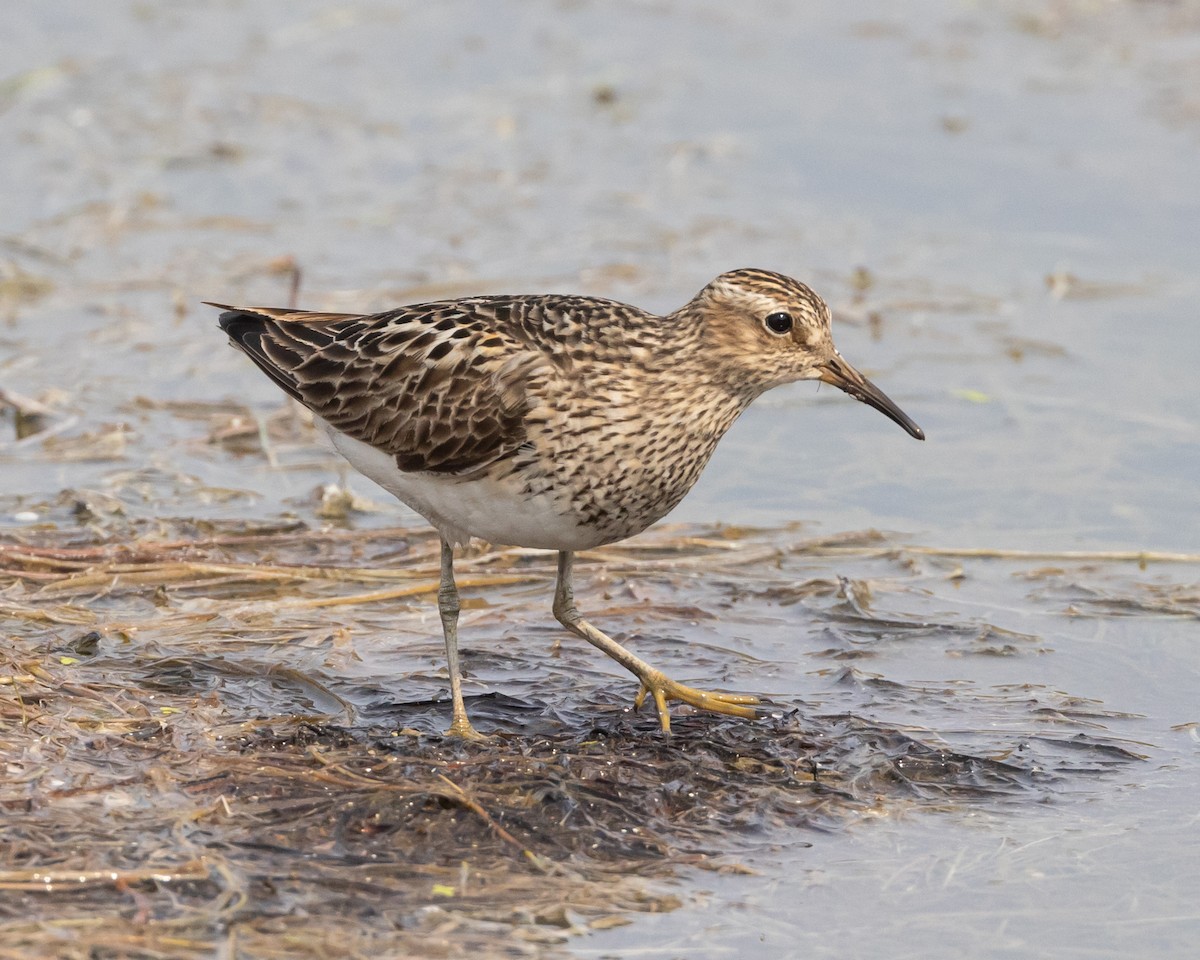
[321,424,603,550]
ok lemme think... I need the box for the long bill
[818,353,925,440]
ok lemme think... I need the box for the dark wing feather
[213,304,355,402]
[214,300,554,475]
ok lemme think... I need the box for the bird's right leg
[437,538,486,740]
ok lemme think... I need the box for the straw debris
[0,521,1154,957]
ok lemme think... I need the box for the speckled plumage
[213,268,923,736]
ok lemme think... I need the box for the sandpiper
[212,268,923,737]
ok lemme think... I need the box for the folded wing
[213,301,554,476]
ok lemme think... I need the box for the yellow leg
[437,539,488,740]
[551,550,759,732]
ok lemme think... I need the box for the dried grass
[0,521,1161,958]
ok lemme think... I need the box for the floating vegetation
[0,521,1165,957]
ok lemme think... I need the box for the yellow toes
[446,715,491,741]
[632,674,761,731]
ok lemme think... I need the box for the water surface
[2,1,1198,957]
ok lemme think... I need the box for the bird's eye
[764,312,793,335]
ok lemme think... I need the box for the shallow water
[2,1,1198,957]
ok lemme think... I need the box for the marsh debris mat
[0,522,1169,958]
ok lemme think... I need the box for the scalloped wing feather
[216,302,557,476]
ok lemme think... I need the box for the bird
[211,268,923,738]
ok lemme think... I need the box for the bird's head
[683,268,924,440]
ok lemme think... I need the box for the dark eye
[764,312,793,335]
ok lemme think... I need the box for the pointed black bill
[819,353,925,440]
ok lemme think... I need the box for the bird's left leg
[551,550,759,733]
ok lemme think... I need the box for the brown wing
[212,300,555,475]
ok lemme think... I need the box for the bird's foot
[632,669,760,733]
[445,714,492,741]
